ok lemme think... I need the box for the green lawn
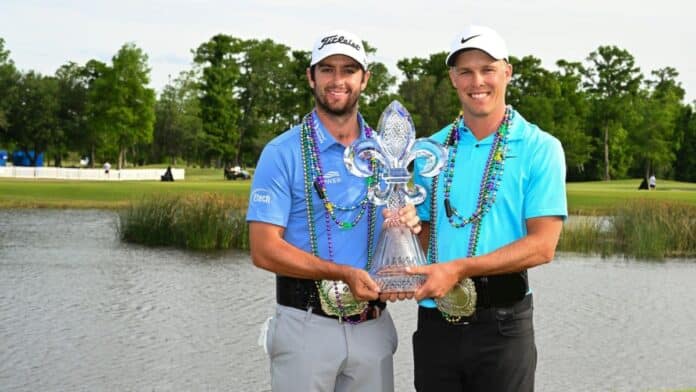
[1,170,694,211]
[0,168,250,209]
[566,179,696,215]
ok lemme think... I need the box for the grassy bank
[119,193,249,251]
[2,172,694,256]
[558,200,696,259]
[566,179,696,215]
[1,173,694,212]
[0,167,250,209]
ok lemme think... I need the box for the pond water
[1,209,695,391]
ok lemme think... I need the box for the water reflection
[0,210,695,391]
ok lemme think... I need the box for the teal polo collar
[456,108,525,146]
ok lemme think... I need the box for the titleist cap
[311,29,368,70]
[446,25,509,66]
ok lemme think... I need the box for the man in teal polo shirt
[409,25,567,391]
[247,29,420,392]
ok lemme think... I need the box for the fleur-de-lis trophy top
[344,100,447,292]
[345,100,446,211]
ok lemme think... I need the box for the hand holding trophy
[344,101,446,294]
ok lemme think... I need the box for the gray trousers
[264,304,398,392]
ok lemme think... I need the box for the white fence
[0,166,185,181]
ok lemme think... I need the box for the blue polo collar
[312,111,372,152]
[456,108,524,146]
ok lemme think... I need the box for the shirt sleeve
[246,143,293,227]
[524,135,568,219]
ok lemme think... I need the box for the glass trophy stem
[383,186,404,228]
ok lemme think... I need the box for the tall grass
[559,200,696,259]
[119,193,249,251]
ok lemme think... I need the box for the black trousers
[413,295,536,392]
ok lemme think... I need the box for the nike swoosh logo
[461,34,481,44]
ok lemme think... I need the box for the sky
[2,0,695,103]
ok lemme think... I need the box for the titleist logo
[318,35,361,52]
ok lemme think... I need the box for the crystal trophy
[344,101,447,293]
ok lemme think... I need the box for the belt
[276,276,386,323]
[419,293,533,326]
[473,272,528,308]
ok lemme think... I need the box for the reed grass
[119,193,249,251]
[559,200,696,259]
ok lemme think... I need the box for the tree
[674,103,696,182]
[193,34,242,166]
[234,38,294,166]
[582,46,643,180]
[396,52,459,137]
[358,42,398,127]
[0,38,19,136]
[507,56,593,178]
[632,67,685,180]
[54,62,89,166]
[83,59,110,167]
[5,71,60,165]
[88,44,155,169]
[153,70,202,165]
[552,60,593,178]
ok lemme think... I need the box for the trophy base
[369,224,429,293]
[375,274,425,293]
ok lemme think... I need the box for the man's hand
[342,267,381,301]
[379,291,415,303]
[382,204,421,234]
[406,263,462,301]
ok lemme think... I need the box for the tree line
[0,36,694,181]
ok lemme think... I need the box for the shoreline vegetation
[558,200,695,259]
[119,193,248,251]
[1,171,694,257]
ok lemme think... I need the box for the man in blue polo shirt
[408,25,567,391]
[247,29,420,392]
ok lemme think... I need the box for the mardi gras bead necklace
[303,113,372,230]
[427,106,513,323]
[300,111,378,323]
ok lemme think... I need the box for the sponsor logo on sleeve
[251,188,271,204]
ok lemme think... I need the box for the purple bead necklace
[300,110,378,323]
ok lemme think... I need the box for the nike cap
[311,29,368,70]
[446,25,509,66]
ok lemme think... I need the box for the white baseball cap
[445,25,509,66]
[310,29,368,70]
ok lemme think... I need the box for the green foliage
[583,46,644,180]
[674,104,696,182]
[0,38,19,135]
[5,71,61,164]
[119,193,249,250]
[397,52,458,136]
[193,34,243,165]
[358,41,398,126]
[508,56,594,176]
[53,62,89,166]
[559,200,696,259]
[1,34,694,183]
[84,44,155,169]
[234,38,296,165]
[153,70,202,165]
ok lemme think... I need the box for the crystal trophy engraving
[344,101,447,292]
